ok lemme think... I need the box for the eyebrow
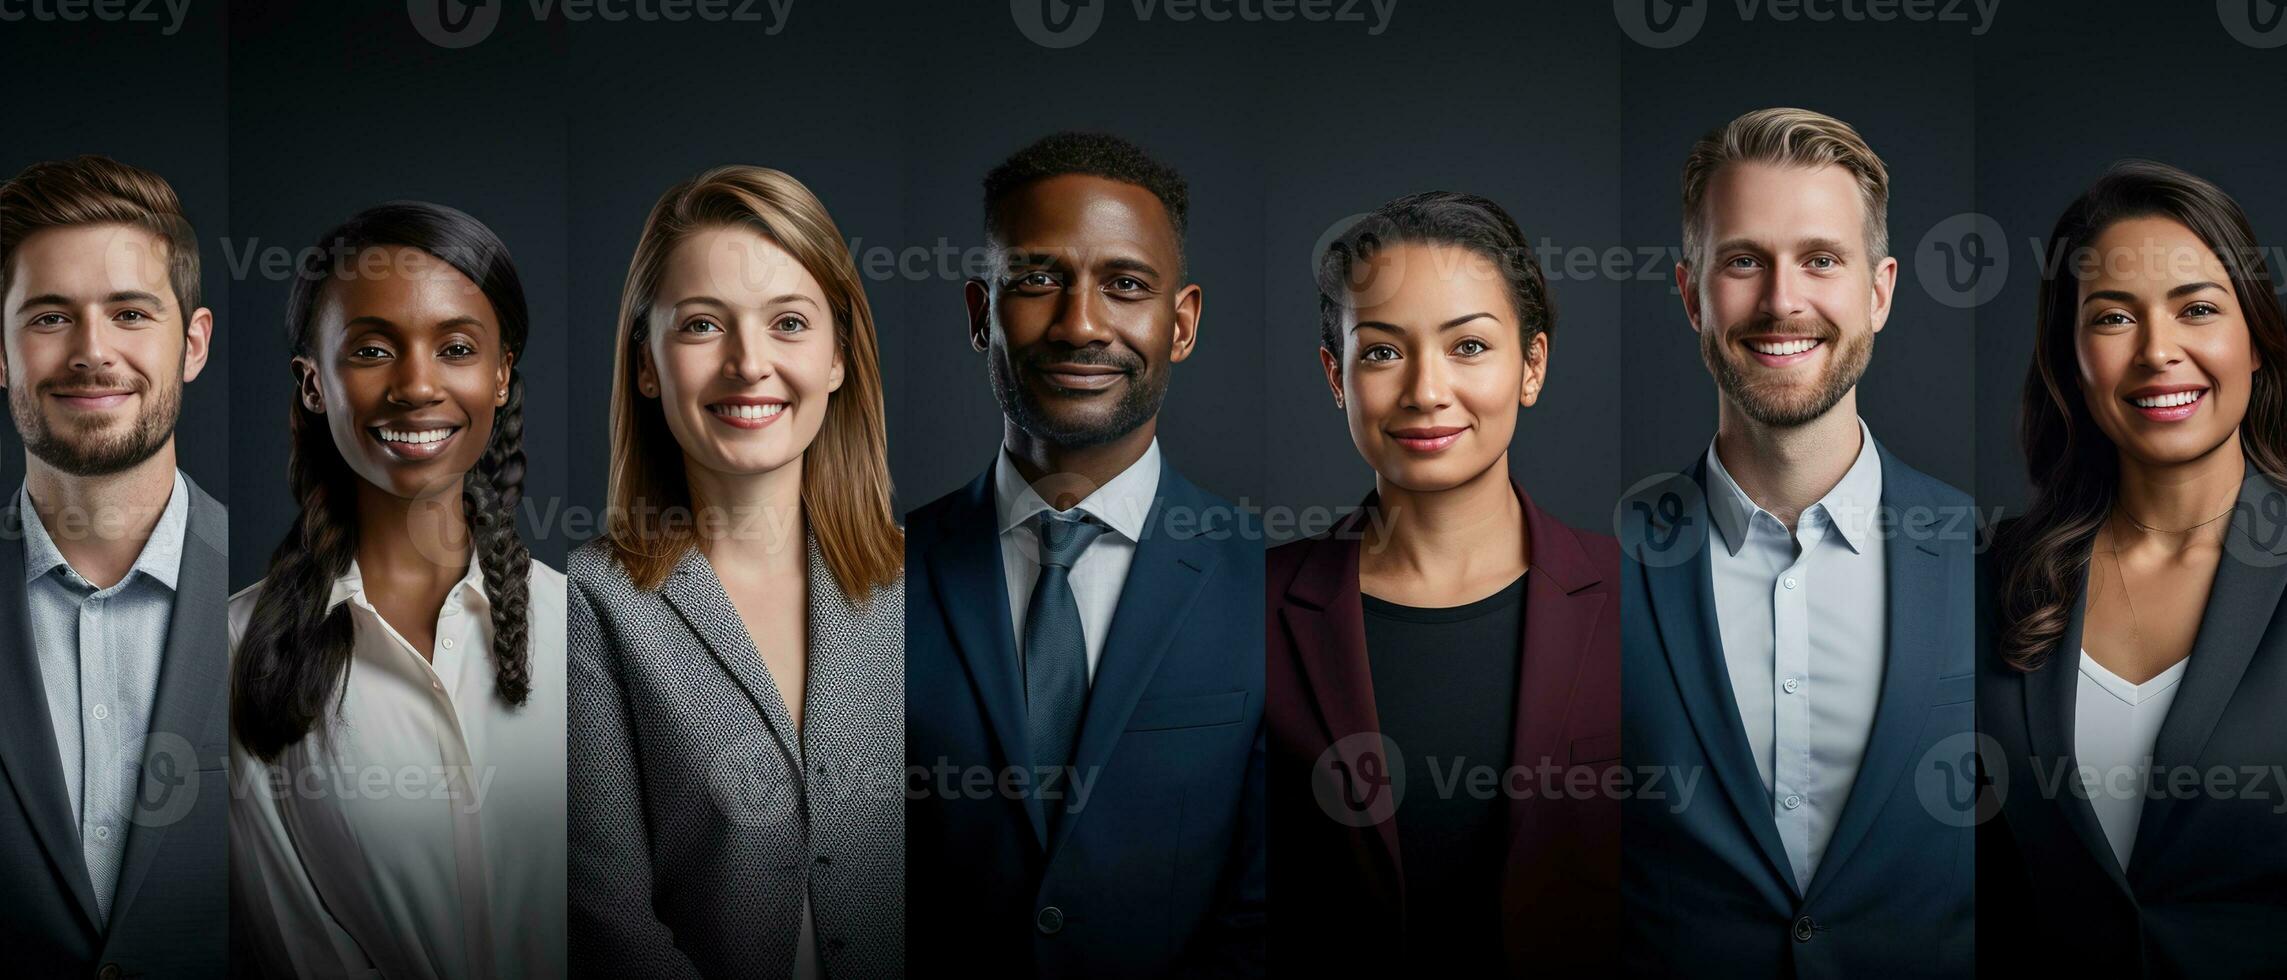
[342,315,488,333]
[1353,312,1500,334]
[2080,281,2228,306]
[673,293,820,310]
[16,290,171,311]
[1709,236,1853,256]
[1001,250,1163,280]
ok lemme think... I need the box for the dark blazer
[0,475,229,978]
[1264,481,1620,976]
[567,534,904,980]
[1979,466,2287,976]
[1619,442,1976,978]
[905,455,1266,978]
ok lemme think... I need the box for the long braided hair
[233,202,533,761]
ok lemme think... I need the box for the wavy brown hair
[1999,160,2287,671]
[603,166,900,599]
[235,202,533,760]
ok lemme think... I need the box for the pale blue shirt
[1704,420,1887,894]
[18,470,189,925]
[994,438,1162,685]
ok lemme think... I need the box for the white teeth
[710,403,786,420]
[2132,390,2205,408]
[377,427,455,445]
[1747,338,1821,356]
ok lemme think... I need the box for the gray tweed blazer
[567,534,903,979]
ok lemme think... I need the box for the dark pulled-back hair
[982,130,1190,273]
[233,202,535,760]
[1313,190,1555,362]
[1999,160,2287,671]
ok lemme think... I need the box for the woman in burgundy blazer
[1267,191,1621,976]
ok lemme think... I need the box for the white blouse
[229,557,568,979]
[2074,648,2189,873]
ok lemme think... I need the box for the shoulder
[225,578,267,654]
[1877,447,1972,511]
[903,479,983,542]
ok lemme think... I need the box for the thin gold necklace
[2103,500,2234,656]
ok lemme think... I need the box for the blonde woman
[567,167,903,979]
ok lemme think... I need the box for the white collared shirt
[994,438,1162,684]
[2074,649,2188,872]
[1704,418,1888,893]
[17,470,189,924]
[228,555,567,980]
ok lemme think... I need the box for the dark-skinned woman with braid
[227,203,566,979]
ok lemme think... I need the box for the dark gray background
[0,3,229,504]
[1973,0,2287,517]
[1259,2,1626,539]
[1619,9,1980,503]
[225,1,568,588]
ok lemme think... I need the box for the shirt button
[1783,794,1803,810]
[1782,577,1798,590]
[1783,678,1800,694]
[91,703,109,720]
[93,825,111,841]
[432,679,445,692]
[441,638,456,651]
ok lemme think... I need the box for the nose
[1759,264,1809,323]
[2135,315,2186,370]
[386,352,444,406]
[723,320,773,384]
[66,314,118,373]
[1042,277,1113,348]
[1401,347,1453,412]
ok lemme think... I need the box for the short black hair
[982,131,1190,274]
[1314,190,1554,360]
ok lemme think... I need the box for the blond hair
[1680,107,1891,269]
[604,166,901,598]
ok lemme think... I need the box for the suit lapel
[1638,458,1798,894]
[1047,461,1217,858]
[1279,500,1402,882]
[1804,456,1945,903]
[109,480,229,926]
[0,495,101,930]
[661,547,803,772]
[2022,578,2133,889]
[1503,486,1605,858]
[923,469,1042,846]
[2128,466,2287,869]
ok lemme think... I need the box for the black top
[1362,574,1525,972]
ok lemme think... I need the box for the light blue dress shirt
[18,470,189,925]
[1704,420,1887,894]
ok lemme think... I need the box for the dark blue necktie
[1024,511,1106,786]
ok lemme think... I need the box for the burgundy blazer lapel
[1503,482,1613,849]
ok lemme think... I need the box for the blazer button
[1036,905,1065,934]
[1792,915,1815,943]
[98,964,123,980]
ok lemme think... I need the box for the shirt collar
[329,549,493,617]
[16,469,191,591]
[1703,417,1884,556]
[993,437,1162,544]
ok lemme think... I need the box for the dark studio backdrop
[1259,2,1626,540]
[0,4,230,504]
[224,0,569,588]
[1618,7,1980,503]
[1972,0,2287,518]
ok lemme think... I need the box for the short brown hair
[605,166,902,598]
[1680,107,1890,270]
[0,154,202,316]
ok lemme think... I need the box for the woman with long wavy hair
[566,166,902,979]
[228,203,567,979]
[1982,160,2287,974]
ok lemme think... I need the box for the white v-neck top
[2074,648,2189,872]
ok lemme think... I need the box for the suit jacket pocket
[1124,691,1248,732]
[1932,672,1974,706]
[1570,732,1622,765]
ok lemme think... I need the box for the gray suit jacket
[568,534,903,979]
[0,474,229,978]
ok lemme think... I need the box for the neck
[687,453,806,568]
[21,440,180,590]
[1003,418,1157,511]
[1365,454,1527,575]
[1712,393,1863,528]
[2110,430,2246,547]
[353,476,471,590]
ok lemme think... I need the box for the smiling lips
[709,396,788,430]
[1389,425,1468,453]
[49,388,135,411]
[1036,362,1125,392]
[2126,384,2209,422]
[1743,335,1825,368]
[372,422,461,460]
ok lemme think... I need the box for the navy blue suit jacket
[1619,442,1976,978]
[905,455,1266,978]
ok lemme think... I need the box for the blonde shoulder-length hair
[605,165,901,598]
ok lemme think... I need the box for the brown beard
[1702,315,1874,428]
[10,365,181,476]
